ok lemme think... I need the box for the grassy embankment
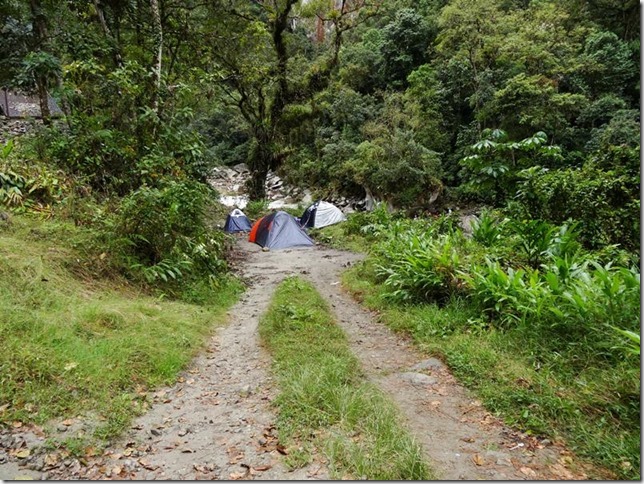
[259,276,433,480]
[340,256,639,480]
[0,216,241,449]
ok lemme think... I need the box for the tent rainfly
[223,208,252,233]
[249,211,314,249]
[300,201,346,229]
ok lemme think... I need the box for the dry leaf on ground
[520,466,537,477]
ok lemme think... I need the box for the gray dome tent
[249,211,314,249]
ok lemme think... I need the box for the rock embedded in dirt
[399,372,438,386]
[411,358,445,372]
[232,163,249,173]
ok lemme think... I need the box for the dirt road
[0,238,586,480]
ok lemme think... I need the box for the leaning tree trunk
[36,77,51,125]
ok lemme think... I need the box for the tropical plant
[471,210,506,246]
[459,129,563,204]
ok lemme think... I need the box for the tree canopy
[0,0,639,250]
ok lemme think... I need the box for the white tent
[300,201,346,229]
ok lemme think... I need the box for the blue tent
[224,208,252,233]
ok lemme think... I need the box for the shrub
[502,218,581,269]
[244,199,269,221]
[0,139,70,210]
[104,180,227,284]
[515,150,640,252]
[371,219,476,303]
[342,203,395,239]
[459,129,564,205]
[471,210,506,247]
[463,255,640,359]
[342,129,443,210]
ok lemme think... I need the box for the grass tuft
[308,223,369,253]
[259,276,433,480]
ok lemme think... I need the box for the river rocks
[459,214,479,237]
[0,118,67,145]
[0,118,34,144]
[232,163,249,173]
[483,451,513,467]
[208,164,368,213]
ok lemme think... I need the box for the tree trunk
[55,75,73,130]
[29,0,50,125]
[92,0,123,67]
[244,0,297,201]
[36,77,51,125]
[246,131,273,200]
[247,165,269,201]
[150,0,163,114]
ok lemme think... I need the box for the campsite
[0,0,640,481]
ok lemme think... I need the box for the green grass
[342,260,640,480]
[309,223,369,253]
[0,216,242,444]
[259,276,432,480]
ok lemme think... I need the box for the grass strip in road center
[259,276,432,480]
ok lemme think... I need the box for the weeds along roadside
[0,215,243,453]
[319,207,640,480]
[259,276,433,480]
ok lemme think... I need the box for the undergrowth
[330,207,639,479]
[259,276,432,480]
[0,216,242,445]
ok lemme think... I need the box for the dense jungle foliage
[1,1,640,245]
[0,0,640,478]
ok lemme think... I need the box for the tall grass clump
[259,276,432,480]
[371,214,483,303]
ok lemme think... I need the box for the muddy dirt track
[0,238,588,480]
